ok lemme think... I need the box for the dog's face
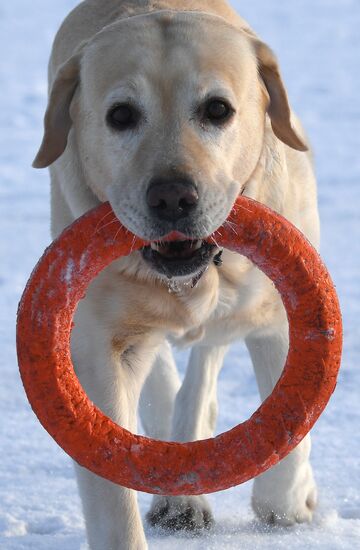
[34,12,306,279]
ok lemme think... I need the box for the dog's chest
[175,252,282,347]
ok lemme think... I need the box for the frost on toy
[16,196,342,495]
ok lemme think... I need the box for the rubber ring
[16,196,342,495]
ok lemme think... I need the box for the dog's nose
[146,177,199,222]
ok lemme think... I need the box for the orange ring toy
[16,196,342,495]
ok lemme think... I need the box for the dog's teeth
[150,239,202,254]
[192,240,203,250]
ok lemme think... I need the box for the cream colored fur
[35,1,320,548]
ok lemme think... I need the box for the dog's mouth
[141,239,217,278]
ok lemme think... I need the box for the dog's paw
[252,481,317,527]
[146,495,214,532]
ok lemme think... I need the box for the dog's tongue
[150,239,202,259]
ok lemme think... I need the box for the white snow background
[1,0,359,548]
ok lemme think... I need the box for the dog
[34,1,320,548]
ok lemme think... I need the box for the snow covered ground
[1,0,359,548]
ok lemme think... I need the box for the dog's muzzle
[143,175,220,277]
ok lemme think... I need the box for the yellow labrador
[34,1,319,548]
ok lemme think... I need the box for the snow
[1,0,359,548]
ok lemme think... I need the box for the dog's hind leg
[146,344,228,532]
[139,340,181,440]
[245,325,317,526]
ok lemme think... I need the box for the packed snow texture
[1,0,359,548]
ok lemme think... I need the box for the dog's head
[34,11,306,279]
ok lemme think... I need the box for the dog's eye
[107,104,140,130]
[203,99,234,124]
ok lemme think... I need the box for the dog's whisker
[201,224,209,238]
[94,210,117,234]
[232,202,252,214]
[204,215,215,236]
[113,225,123,243]
[224,220,239,236]
[210,235,220,248]
[238,204,252,213]
[129,235,137,254]
[95,217,118,235]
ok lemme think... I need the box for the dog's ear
[252,39,308,152]
[33,51,82,168]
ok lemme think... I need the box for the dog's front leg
[74,465,147,550]
[72,310,160,550]
[245,326,318,526]
[147,344,228,531]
